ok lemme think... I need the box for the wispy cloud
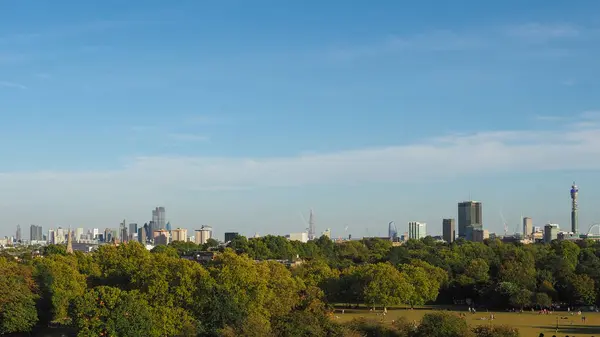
[2,111,600,196]
[167,133,210,142]
[503,23,581,41]
[0,81,27,89]
[534,115,566,122]
[326,22,594,61]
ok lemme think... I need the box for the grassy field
[334,307,600,336]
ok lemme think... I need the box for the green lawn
[334,307,600,336]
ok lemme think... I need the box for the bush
[414,312,473,337]
[473,325,520,337]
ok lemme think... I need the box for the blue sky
[1,0,600,239]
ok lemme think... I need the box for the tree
[533,292,552,308]
[34,254,87,324]
[400,264,441,307]
[509,288,532,309]
[415,312,473,337]
[567,273,596,305]
[0,258,38,334]
[362,263,414,310]
[71,286,154,337]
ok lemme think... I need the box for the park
[336,306,600,336]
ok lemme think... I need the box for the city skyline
[1,1,600,237]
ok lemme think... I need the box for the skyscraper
[442,219,455,243]
[75,228,84,242]
[522,217,533,238]
[571,182,579,234]
[30,224,43,241]
[408,222,426,240]
[458,201,482,238]
[152,207,166,231]
[16,225,21,242]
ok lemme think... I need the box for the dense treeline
[0,235,599,336]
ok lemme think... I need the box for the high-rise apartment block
[195,226,213,245]
[171,228,188,242]
[408,222,427,240]
[458,201,482,239]
[442,219,455,243]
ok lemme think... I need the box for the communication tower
[571,182,579,234]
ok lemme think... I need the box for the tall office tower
[152,207,166,231]
[92,228,99,239]
[48,229,55,244]
[522,217,533,238]
[30,224,43,241]
[55,228,65,244]
[119,220,127,242]
[307,209,316,241]
[408,222,427,240]
[571,182,579,234]
[544,223,559,243]
[138,227,146,244]
[129,223,138,236]
[458,201,483,238]
[442,218,455,243]
[224,232,239,242]
[16,225,21,242]
[75,227,84,243]
[388,221,398,240]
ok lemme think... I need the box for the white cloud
[0,81,27,89]
[1,114,600,199]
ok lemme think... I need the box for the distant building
[224,232,239,242]
[471,228,489,242]
[30,224,43,241]
[153,229,170,245]
[458,201,482,239]
[322,228,331,239]
[171,228,188,242]
[75,227,84,243]
[465,223,483,241]
[194,226,212,245]
[408,222,426,240]
[442,219,455,243]
[544,224,559,243]
[137,227,146,244]
[522,217,533,238]
[129,223,138,240]
[152,207,166,232]
[287,232,309,243]
[16,225,21,242]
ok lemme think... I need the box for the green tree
[362,263,414,310]
[509,288,532,309]
[567,273,596,305]
[400,264,441,307]
[71,286,154,337]
[415,311,473,337]
[0,258,39,334]
[34,254,87,324]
